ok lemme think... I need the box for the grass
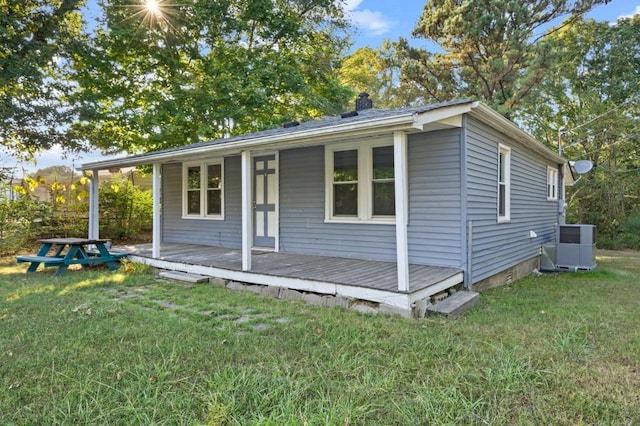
[1,251,639,425]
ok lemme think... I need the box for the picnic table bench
[16,238,128,277]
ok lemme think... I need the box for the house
[80,96,567,316]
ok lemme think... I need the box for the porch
[115,242,464,310]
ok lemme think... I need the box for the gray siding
[279,146,397,261]
[162,157,242,248]
[407,130,463,267]
[465,117,558,283]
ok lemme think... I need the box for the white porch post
[88,169,99,239]
[241,150,252,271]
[394,131,410,292]
[152,163,162,258]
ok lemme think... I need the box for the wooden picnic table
[16,238,127,277]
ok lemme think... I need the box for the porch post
[152,163,162,258]
[394,131,410,292]
[241,150,252,271]
[88,169,99,239]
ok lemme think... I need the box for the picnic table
[16,238,127,277]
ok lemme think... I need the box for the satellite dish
[572,160,594,175]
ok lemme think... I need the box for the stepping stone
[159,270,209,283]
[426,291,479,318]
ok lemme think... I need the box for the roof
[80,100,564,170]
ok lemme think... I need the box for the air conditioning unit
[556,224,597,271]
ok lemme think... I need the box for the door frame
[252,152,279,251]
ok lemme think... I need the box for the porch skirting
[116,243,464,313]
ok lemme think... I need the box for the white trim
[324,137,396,223]
[274,152,280,252]
[547,166,558,201]
[393,131,409,292]
[80,111,453,170]
[241,151,252,271]
[152,163,161,258]
[498,144,511,223]
[88,170,99,239]
[182,160,224,220]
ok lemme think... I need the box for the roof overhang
[467,102,565,164]
[79,100,563,170]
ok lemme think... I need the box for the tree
[71,0,352,154]
[338,44,423,109]
[518,16,640,245]
[0,0,88,158]
[395,0,611,117]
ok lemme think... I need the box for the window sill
[497,217,511,224]
[181,215,225,221]
[547,198,558,201]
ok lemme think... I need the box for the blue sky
[7,0,640,175]
[346,0,640,48]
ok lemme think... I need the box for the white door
[253,155,277,249]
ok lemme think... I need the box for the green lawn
[1,251,639,425]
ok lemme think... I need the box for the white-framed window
[325,139,395,223]
[547,166,558,200]
[498,144,511,222]
[183,160,224,219]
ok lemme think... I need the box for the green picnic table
[16,238,127,277]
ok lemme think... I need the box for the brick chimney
[355,92,373,111]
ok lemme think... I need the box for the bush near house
[0,172,152,254]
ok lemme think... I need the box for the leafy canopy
[72,0,352,154]
[0,0,88,158]
[395,0,611,116]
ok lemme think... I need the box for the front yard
[1,251,639,424]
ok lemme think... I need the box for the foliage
[394,0,610,116]
[0,181,50,254]
[71,0,352,155]
[98,175,152,240]
[1,251,640,423]
[0,0,88,157]
[338,44,423,109]
[520,16,640,247]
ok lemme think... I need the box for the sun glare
[144,0,162,17]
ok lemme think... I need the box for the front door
[253,154,277,249]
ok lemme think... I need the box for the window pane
[498,184,506,216]
[207,189,221,215]
[333,183,357,215]
[373,182,395,216]
[207,164,222,189]
[188,167,201,190]
[187,190,200,214]
[333,150,358,182]
[373,146,394,179]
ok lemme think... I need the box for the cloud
[343,0,394,36]
[617,5,640,20]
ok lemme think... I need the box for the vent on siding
[282,121,300,128]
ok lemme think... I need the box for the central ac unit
[556,224,596,271]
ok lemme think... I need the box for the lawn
[1,251,639,425]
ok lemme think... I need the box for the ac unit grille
[560,226,581,244]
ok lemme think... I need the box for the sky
[5,0,640,176]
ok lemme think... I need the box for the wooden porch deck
[114,243,464,308]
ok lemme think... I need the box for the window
[547,166,558,200]
[372,146,395,216]
[183,160,224,219]
[498,145,511,222]
[332,150,358,216]
[326,140,395,222]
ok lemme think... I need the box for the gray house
[81,97,566,315]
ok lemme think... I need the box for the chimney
[355,92,373,111]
